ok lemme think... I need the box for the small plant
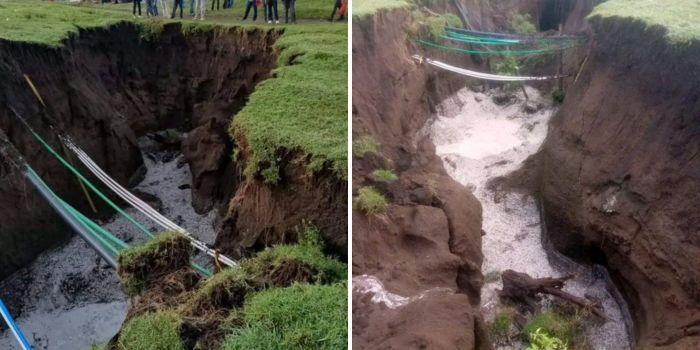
[522,309,581,348]
[551,88,565,104]
[372,169,398,183]
[527,328,568,350]
[355,186,388,215]
[353,135,380,158]
[427,13,463,39]
[490,308,515,343]
[509,13,537,34]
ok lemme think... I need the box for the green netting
[416,38,573,56]
[23,127,213,277]
[27,129,154,238]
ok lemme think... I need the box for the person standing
[171,0,184,18]
[283,0,295,23]
[146,0,159,16]
[266,0,279,23]
[242,0,257,21]
[194,0,206,20]
[133,0,142,17]
[329,0,344,21]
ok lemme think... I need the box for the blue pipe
[0,298,32,350]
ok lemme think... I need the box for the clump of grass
[372,168,398,183]
[522,309,582,348]
[490,307,515,343]
[352,135,380,158]
[551,88,566,104]
[355,186,388,215]
[220,283,347,350]
[427,13,463,39]
[117,232,192,296]
[118,311,185,350]
[231,24,348,183]
[187,267,255,312]
[509,13,537,34]
[243,226,347,286]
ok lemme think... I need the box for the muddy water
[425,87,630,349]
[0,136,217,350]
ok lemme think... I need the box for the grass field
[352,0,410,19]
[590,0,700,43]
[0,0,347,181]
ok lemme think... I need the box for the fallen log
[498,269,607,319]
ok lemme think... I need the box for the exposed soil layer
[528,15,700,349]
[0,22,284,280]
[352,7,490,349]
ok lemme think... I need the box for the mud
[0,137,219,349]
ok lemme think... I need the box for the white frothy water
[425,86,630,349]
[0,136,218,349]
[352,275,452,309]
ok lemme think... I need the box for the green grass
[230,23,347,183]
[118,311,185,350]
[0,0,339,46]
[371,168,398,183]
[522,309,581,348]
[490,308,515,343]
[244,235,347,284]
[509,13,536,34]
[352,135,380,158]
[0,0,347,184]
[352,0,411,18]
[220,283,347,350]
[590,0,700,43]
[427,13,462,39]
[355,186,388,215]
[117,232,191,296]
[526,328,568,350]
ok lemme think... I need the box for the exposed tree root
[498,269,606,319]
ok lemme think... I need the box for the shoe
[276,20,279,23]
[268,20,272,24]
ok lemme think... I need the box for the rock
[492,93,516,106]
[178,184,191,190]
[522,101,540,114]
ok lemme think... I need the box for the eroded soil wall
[0,22,279,279]
[537,16,700,349]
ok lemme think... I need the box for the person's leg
[284,0,289,23]
[290,0,295,23]
[252,3,257,20]
[138,1,142,16]
[133,0,137,15]
[272,0,278,21]
[200,0,206,19]
[243,1,251,19]
[266,1,271,22]
[329,3,337,21]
